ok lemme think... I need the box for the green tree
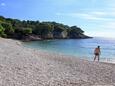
[0,15,88,39]
[71,26,84,34]
[33,23,54,38]
[67,26,84,38]
[22,28,32,35]
[0,24,7,37]
[15,27,32,35]
[0,16,5,22]
[1,23,14,36]
[53,25,64,32]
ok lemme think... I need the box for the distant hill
[0,16,91,41]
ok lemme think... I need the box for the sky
[0,0,115,38]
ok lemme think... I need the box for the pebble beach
[0,38,115,86]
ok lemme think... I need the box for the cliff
[0,16,91,41]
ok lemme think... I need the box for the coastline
[0,38,115,86]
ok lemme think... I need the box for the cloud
[91,12,107,16]
[73,13,107,20]
[0,3,6,6]
[56,11,114,21]
[100,22,115,29]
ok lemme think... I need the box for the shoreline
[0,38,115,85]
[23,39,115,64]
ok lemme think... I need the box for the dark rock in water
[68,33,91,39]
[22,35,42,41]
[22,33,92,41]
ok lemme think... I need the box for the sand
[0,37,115,86]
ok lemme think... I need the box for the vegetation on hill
[0,16,90,41]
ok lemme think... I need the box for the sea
[23,37,115,63]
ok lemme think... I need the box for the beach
[0,38,115,86]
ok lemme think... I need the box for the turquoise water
[23,37,115,63]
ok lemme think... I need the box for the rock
[22,35,42,41]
